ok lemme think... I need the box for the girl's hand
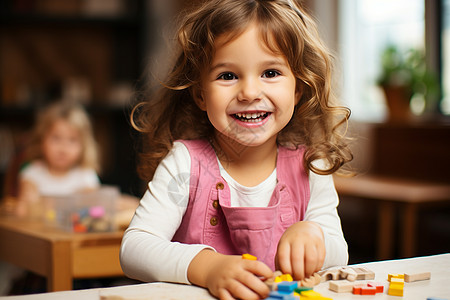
[188,250,273,300]
[275,221,325,280]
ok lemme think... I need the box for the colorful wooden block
[277,281,298,293]
[352,284,367,294]
[329,280,355,293]
[275,273,294,282]
[367,281,384,293]
[266,291,298,300]
[299,290,332,300]
[404,271,431,282]
[360,286,377,295]
[388,273,405,282]
[388,283,404,297]
[242,253,258,260]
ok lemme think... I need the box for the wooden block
[367,281,384,293]
[360,286,377,295]
[388,283,404,297]
[354,267,375,280]
[301,276,317,287]
[340,267,357,281]
[318,268,340,281]
[242,253,257,260]
[329,280,355,293]
[352,284,366,295]
[314,272,322,285]
[388,273,405,282]
[404,271,431,282]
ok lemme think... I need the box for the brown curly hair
[132,0,353,182]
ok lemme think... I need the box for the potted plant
[377,45,438,122]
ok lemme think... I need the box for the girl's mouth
[231,112,271,123]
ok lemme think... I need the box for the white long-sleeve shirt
[120,142,348,284]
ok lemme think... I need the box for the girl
[121,0,353,299]
[16,101,100,216]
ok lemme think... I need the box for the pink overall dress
[172,139,310,270]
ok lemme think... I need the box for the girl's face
[42,119,83,174]
[196,22,300,148]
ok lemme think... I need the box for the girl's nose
[237,78,262,102]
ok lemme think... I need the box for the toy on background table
[43,186,119,233]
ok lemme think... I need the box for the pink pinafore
[172,139,310,269]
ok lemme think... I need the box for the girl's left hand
[275,221,326,280]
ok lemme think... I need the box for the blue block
[277,281,298,293]
[265,291,297,300]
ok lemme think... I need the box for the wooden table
[2,253,449,299]
[0,195,138,292]
[334,174,450,259]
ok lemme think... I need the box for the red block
[361,286,377,295]
[368,282,384,293]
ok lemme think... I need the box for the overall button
[212,200,220,209]
[210,217,218,226]
[216,182,224,190]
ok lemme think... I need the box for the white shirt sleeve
[120,142,214,284]
[304,170,349,269]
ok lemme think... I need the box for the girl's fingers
[276,242,292,275]
[226,278,261,300]
[290,241,305,280]
[217,288,235,300]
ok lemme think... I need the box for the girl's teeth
[234,112,268,122]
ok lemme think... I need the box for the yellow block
[241,253,257,260]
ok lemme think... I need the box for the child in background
[120,0,353,299]
[16,101,100,216]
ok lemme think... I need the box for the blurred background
[0,0,449,289]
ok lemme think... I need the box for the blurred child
[16,101,100,216]
[120,1,353,299]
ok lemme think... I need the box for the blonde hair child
[121,1,353,299]
[17,101,100,215]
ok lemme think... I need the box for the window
[442,0,450,114]
[339,0,425,121]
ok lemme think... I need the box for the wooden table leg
[402,203,418,258]
[377,201,395,260]
[48,240,72,292]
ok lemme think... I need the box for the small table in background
[0,195,138,292]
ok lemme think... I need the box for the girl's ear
[295,84,303,105]
[191,86,207,111]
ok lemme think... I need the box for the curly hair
[26,101,100,172]
[132,0,353,182]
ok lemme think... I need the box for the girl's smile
[195,22,300,149]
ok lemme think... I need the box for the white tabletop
[2,253,449,300]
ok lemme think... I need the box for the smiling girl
[120,1,353,299]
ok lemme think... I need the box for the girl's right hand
[187,249,273,300]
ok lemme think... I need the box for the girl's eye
[262,70,281,78]
[218,72,237,80]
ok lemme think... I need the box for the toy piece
[265,271,283,290]
[352,284,366,295]
[339,267,357,281]
[275,273,294,282]
[404,271,431,282]
[265,291,298,300]
[242,253,257,260]
[388,278,404,297]
[353,267,375,280]
[329,280,355,293]
[294,286,313,293]
[319,268,340,281]
[319,266,375,282]
[277,281,298,293]
[367,281,384,293]
[388,273,404,282]
[298,290,333,300]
